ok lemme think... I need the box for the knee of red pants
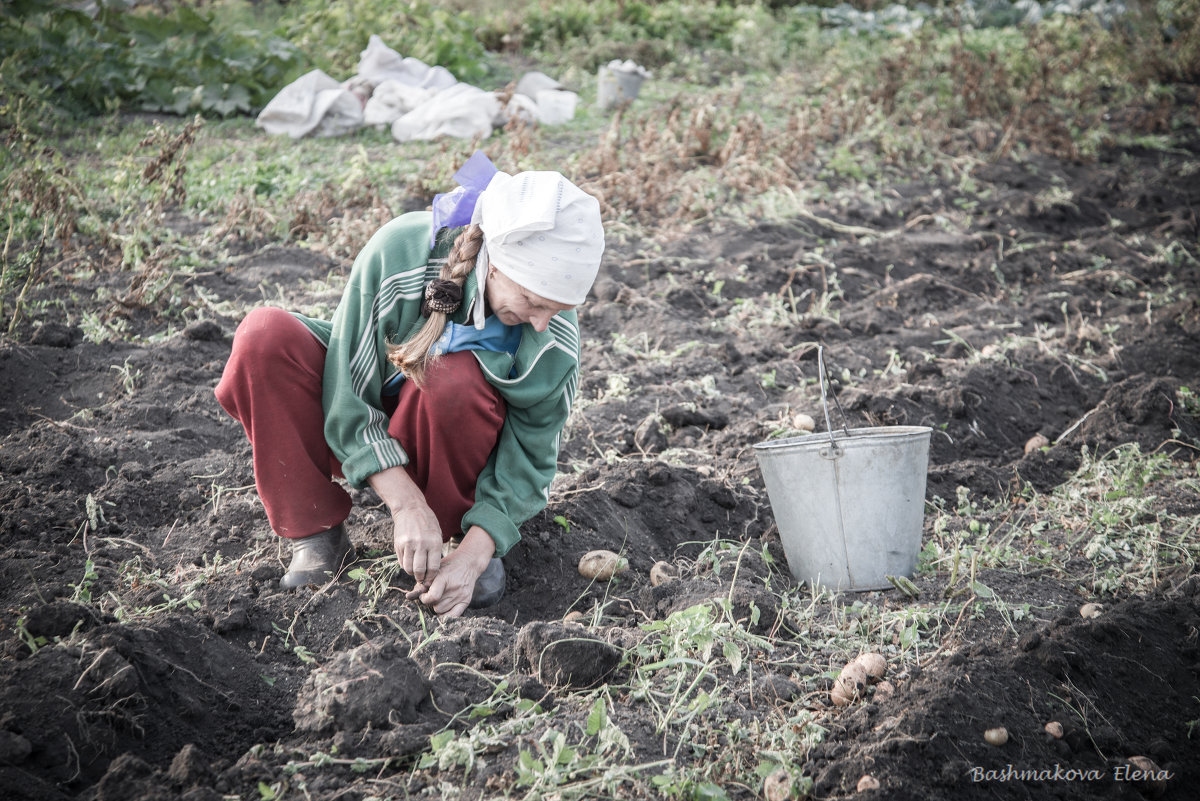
[216,307,320,413]
[228,307,309,366]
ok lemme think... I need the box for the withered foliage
[570,19,1171,228]
[577,90,799,228]
[139,115,203,209]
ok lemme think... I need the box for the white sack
[391,83,500,143]
[363,79,437,127]
[342,75,375,107]
[513,71,577,125]
[503,93,540,126]
[358,35,457,91]
[502,89,579,127]
[501,71,576,127]
[533,89,578,125]
[256,70,363,139]
[514,70,562,99]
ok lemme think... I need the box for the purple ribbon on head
[430,150,499,248]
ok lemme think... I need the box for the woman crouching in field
[215,159,604,619]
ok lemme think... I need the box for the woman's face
[486,266,575,332]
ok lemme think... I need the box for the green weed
[925,445,1199,600]
[1,0,304,119]
[70,558,99,605]
[15,617,49,655]
[280,0,489,83]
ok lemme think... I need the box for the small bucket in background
[597,60,650,109]
[753,349,932,592]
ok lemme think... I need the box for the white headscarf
[469,171,605,328]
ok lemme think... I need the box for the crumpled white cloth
[505,71,578,126]
[391,82,501,143]
[256,38,579,141]
[363,79,437,127]
[255,69,363,139]
[357,34,457,91]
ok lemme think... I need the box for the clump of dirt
[1,118,1198,800]
[0,615,284,799]
[293,640,429,733]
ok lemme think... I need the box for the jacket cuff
[340,439,409,489]
[462,502,521,558]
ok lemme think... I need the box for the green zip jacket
[294,212,581,557]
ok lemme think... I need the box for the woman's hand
[407,526,495,618]
[368,466,444,584]
[391,504,444,583]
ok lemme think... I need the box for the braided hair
[386,224,485,387]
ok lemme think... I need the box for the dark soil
[2,120,1199,801]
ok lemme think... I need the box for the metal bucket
[753,348,931,591]
[754,426,931,591]
[596,62,647,109]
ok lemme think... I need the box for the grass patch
[925,444,1200,599]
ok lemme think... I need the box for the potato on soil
[831,653,887,706]
[1024,433,1050,454]
[852,652,887,680]
[793,413,816,432]
[578,550,629,581]
[857,775,881,791]
[650,560,679,586]
[762,766,792,801]
[831,662,869,707]
[984,727,1009,746]
[1044,721,1064,739]
[1080,602,1104,619]
[1125,756,1168,797]
[830,683,853,707]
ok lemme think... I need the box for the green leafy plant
[70,558,99,604]
[15,617,49,655]
[519,0,779,73]
[0,0,304,119]
[1176,386,1200,444]
[281,0,489,83]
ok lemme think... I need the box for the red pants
[215,307,506,539]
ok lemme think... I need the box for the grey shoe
[469,558,505,609]
[280,525,355,589]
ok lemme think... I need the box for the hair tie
[422,279,464,316]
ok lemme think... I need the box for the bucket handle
[817,345,851,454]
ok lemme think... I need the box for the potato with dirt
[578,549,629,580]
